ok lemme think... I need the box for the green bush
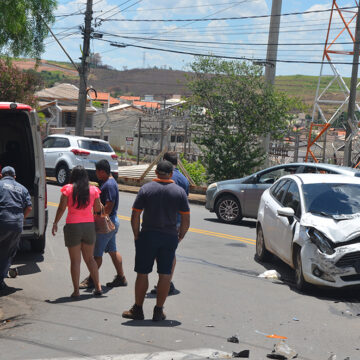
[180,154,206,186]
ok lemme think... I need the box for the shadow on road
[122,319,181,327]
[0,286,22,297]
[204,218,256,228]
[11,250,44,276]
[254,255,360,304]
[145,289,181,298]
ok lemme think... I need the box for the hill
[13,58,349,109]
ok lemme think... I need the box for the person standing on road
[122,160,190,321]
[151,152,190,296]
[0,166,32,291]
[52,166,103,298]
[80,159,127,289]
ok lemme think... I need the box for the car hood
[301,212,360,243]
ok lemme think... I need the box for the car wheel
[56,164,70,186]
[32,234,45,253]
[294,247,308,291]
[215,195,242,224]
[255,225,270,261]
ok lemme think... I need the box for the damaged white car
[256,173,360,290]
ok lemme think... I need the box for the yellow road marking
[47,202,255,245]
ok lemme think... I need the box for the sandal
[70,292,80,299]
[93,289,103,296]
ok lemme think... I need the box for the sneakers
[106,275,128,288]
[79,276,94,289]
[152,306,166,321]
[122,304,145,320]
[150,282,176,295]
[8,268,18,278]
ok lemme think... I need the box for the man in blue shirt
[0,166,32,290]
[122,160,190,321]
[151,152,190,295]
[80,160,127,289]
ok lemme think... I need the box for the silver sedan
[205,162,360,224]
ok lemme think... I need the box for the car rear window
[78,140,112,153]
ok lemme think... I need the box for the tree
[0,60,43,106]
[90,52,102,68]
[0,0,56,58]
[186,57,301,183]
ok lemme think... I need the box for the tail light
[71,149,90,156]
[111,154,118,160]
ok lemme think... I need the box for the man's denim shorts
[94,216,119,257]
[134,231,178,275]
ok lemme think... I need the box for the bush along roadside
[180,154,206,186]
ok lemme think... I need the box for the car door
[261,179,290,254]
[43,137,56,172]
[274,180,301,264]
[243,165,299,218]
[43,137,71,171]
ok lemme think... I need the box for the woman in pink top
[52,166,103,298]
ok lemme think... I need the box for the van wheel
[32,234,45,253]
[56,164,70,186]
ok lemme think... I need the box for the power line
[96,38,360,65]
[99,6,357,22]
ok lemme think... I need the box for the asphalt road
[1,184,360,359]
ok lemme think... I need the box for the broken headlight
[306,228,335,255]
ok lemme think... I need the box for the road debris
[292,317,299,321]
[232,350,250,358]
[255,330,287,339]
[206,324,215,327]
[267,340,297,359]
[227,335,240,343]
[258,270,280,280]
[328,355,336,360]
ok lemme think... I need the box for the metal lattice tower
[306,1,360,164]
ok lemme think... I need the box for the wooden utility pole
[343,4,360,166]
[75,0,93,136]
[264,0,282,166]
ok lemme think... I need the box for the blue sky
[42,0,358,77]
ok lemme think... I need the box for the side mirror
[277,207,295,217]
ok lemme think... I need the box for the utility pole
[159,97,167,151]
[264,0,282,166]
[75,0,93,136]
[343,4,360,167]
[137,117,142,165]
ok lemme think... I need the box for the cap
[156,160,173,175]
[1,166,16,176]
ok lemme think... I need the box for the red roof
[0,102,32,111]
[89,91,120,105]
[120,96,141,101]
[133,101,160,109]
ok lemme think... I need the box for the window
[272,180,290,204]
[43,137,56,148]
[282,180,301,218]
[303,166,333,174]
[53,137,70,148]
[77,140,112,153]
[257,166,298,184]
[270,179,287,197]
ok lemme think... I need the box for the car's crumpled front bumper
[300,232,360,288]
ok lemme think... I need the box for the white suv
[43,135,119,186]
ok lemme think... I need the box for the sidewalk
[46,178,206,205]
[118,184,206,205]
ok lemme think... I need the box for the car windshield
[303,183,360,216]
[78,140,112,152]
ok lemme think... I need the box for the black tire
[255,224,271,261]
[56,164,70,186]
[294,246,308,291]
[32,234,45,253]
[215,195,242,224]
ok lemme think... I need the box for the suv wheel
[56,164,70,186]
[294,247,308,291]
[215,195,242,224]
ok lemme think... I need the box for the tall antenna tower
[306,1,360,164]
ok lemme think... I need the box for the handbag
[94,207,115,234]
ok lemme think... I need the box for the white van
[0,103,48,252]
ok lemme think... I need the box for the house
[36,83,97,136]
[89,90,120,108]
